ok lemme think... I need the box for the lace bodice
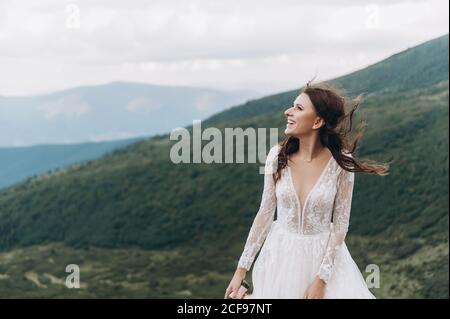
[237,144,355,283]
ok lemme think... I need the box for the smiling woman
[0,0,447,303]
[225,79,391,299]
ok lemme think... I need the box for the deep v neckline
[287,154,334,230]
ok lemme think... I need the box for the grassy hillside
[333,33,449,96]
[0,35,448,298]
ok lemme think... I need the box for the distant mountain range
[0,137,145,189]
[0,82,260,147]
[0,34,447,299]
[0,82,259,189]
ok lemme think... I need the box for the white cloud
[0,0,448,96]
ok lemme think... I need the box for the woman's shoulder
[262,144,281,174]
[337,149,356,177]
[332,149,354,174]
[270,143,282,153]
[267,143,281,161]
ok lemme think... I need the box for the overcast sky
[0,0,448,96]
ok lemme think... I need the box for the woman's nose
[284,107,292,116]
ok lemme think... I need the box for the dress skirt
[245,220,375,299]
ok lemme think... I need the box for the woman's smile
[287,119,296,126]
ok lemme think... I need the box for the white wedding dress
[237,144,375,299]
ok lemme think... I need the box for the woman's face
[284,93,323,137]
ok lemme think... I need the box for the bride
[225,80,390,299]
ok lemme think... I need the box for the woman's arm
[316,166,355,284]
[236,144,279,271]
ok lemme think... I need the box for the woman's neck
[296,138,326,162]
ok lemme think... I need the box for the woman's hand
[224,267,247,299]
[303,276,326,299]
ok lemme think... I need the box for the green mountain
[204,33,449,125]
[0,34,448,299]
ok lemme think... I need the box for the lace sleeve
[237,145,279,271]
[316,165,355,283]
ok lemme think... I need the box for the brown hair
[274,79,391,183]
